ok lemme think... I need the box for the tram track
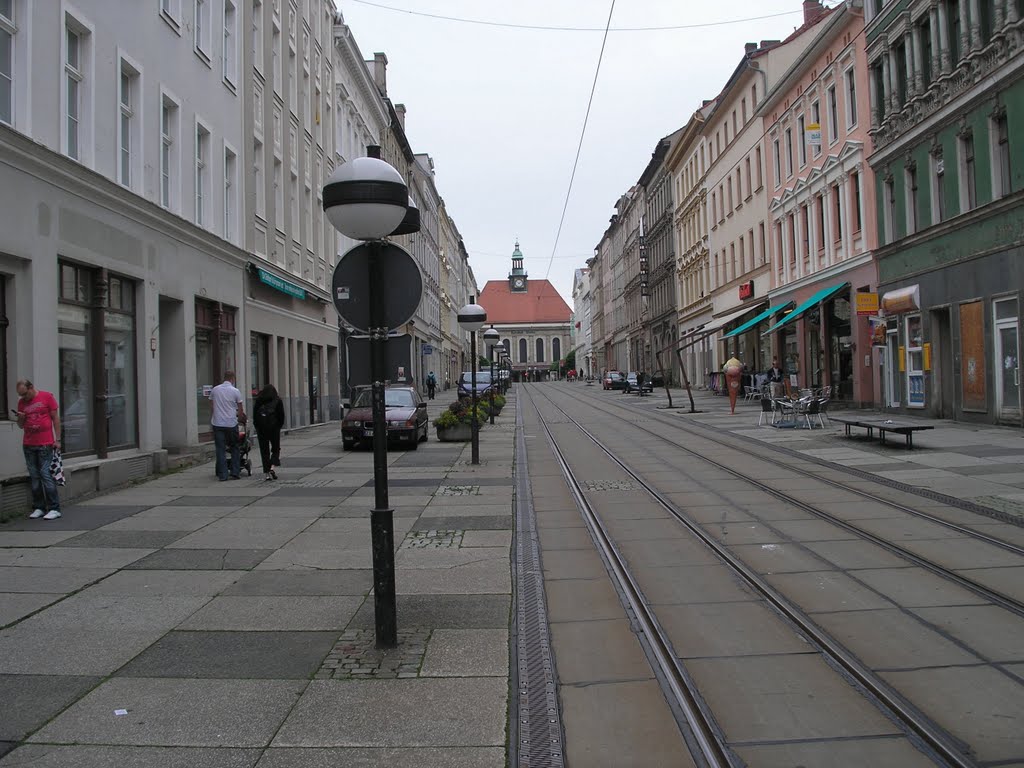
[554,385,1024,614]
[523,383,992,768]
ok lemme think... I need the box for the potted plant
[434,408,472,441]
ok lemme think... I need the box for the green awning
[761,282,849,336]
[721,302,794,339]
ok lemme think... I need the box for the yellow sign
[898,346,906,372]
[923,343,932,371]
[855,292,880,316]
[806,122,822,147]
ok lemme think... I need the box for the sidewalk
[612,384,1024,522]
[0,397,514,767]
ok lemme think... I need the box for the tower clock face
[513,278,525,289]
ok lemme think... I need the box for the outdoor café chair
[758,396,777,426]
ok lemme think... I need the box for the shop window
[250,331,270,397]
[195,298,237,441]
[905,314,925,407]
[58,262,137,456]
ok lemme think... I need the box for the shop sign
[806,123,822,147]
[923,343,932,371]
[869,317,887,346]
[881,285,920,314]
[422,344,433,355]
[738,281,754,300]
[855,292,880,315]
[258,268,306,300]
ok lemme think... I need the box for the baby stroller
[237,421,253,477]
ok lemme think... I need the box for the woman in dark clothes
[253,385,285,481]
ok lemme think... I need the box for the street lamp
[323,145,413,649]
[458,301,487,465]
[483,326,500,426]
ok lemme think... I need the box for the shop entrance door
[308,346,322,425]
[995,299,1020,423]
[885,329,900,407]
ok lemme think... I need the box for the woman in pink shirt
[14,379,62,520]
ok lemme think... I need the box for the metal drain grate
[513,404,565,768]
[583,479,639,492]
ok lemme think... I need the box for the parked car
[457,370,494,397]
[624,372,654,394]
[341,386,428,451]
[649,373,665,388]
[603,371,626,390]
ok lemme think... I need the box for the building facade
[571,267,592,376]
[866,0,1024,423]
[762,0,878,406]
[1,0,252,494]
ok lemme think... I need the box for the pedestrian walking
[14,379,62,520]
[768,357,785,398]
[426,371,437,400]
[252,384,285,481]
[210,371,247,481]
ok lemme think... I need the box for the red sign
[738,281,754,300]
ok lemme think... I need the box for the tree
[564,350,576,371]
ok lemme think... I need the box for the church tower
[508,241,528,293]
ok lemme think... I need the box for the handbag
[50,448,66,487]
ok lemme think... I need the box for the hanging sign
[806,122,822,147]
[855,292,880,315]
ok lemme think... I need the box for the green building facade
[865,0,1023,424]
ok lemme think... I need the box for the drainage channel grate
[513,404,565,768]
[582,479,640,492]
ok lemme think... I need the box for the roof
[479,279,573,325]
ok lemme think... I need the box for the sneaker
[43,510,62,520]
[264,473,272,481]
[29,509,45,519]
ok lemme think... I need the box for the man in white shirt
[210,371,246,481]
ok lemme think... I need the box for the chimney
[802,0,825,25]
[395,103,407,131]
[744,42,757,55]
[371,52,388,96]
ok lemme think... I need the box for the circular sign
[332,242,423,333]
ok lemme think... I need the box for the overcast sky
[339,0,836,305]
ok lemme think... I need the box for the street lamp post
[458,302,487,465]
[483,326,499,426]
[324,145,416,649]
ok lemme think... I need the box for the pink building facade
[762,3,880,406]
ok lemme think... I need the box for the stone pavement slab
[22,593,208,632]
[1,507,150,531]
[912,604,1024,662]
[0,627,167,675]
[85,570,244,596]
[167,519,312,550]
[0,594,60,625]
[222,569,372,596]
[0,547,153,569]
[0,675,99,741]
[177,596,363,631]
[253,747,504,768]
[733,738,934,768]
[0,531,86,547]
[764,571,894,613]
[0,745,261,767]
[58,530,192,549]
[271,678,505,748]
[420,629,508,677]
[853,567,991,607]
[117,631,338,679]
[0,566,113,593]
[549,619,653,684]
[124,549,273,570]
[29,677,305,748]
[346,595,510,630]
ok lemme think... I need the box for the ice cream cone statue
[724,357,743,414]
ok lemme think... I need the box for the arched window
[519,338,527,363]
[536,338,545,363]
[552,337,561,362]
[503,339,511,356]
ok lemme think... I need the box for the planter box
[435,423,473,442]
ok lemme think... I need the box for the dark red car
[341,386,428,451]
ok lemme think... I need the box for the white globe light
[457,303,487,332]
[323,157,408,240]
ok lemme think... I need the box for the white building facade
[571,267,592,376]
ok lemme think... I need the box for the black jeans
[257,427,281,474]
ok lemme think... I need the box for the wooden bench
[830,416,935,448]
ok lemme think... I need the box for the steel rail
[548,385,1024,618]
[528,384,979,768]
[524,387,733,768]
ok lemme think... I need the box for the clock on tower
[508,241,528,293]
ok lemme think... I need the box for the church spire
[509,241,528,292]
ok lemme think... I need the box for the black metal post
[368,240,397,648]
[489,352,495,425]
[471,333,480,464]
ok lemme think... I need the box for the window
[755,145,762,188]
[64,23,83,160]
[290,170,298,238]
[759,221,766,264]
[784,128,793,178]
[194,0,210,57]
[1,0,13,125]
[980,0,994,44]
[274,157,283,230]
[535,338,544,363]
[161,0,181,25]
[947,0,961,65]
[711,191,717,223]
[845,69,857,126]
[750,83,756,107]
[827,85,838,142]
[288,48,296,113]
[224,146,236,241]
[812,101,821,156]
[894,41,908,105]
[817,194,825,249]
[519,338,527,363]
[741,97,747,124]
[117,62,136,187]
[160,96,177,209]
[253,0,263,71]
[851,170,862,232]
[797,115,806,166]
[906,166,919,234]
[884,177,896,243]
[727,176,733,212]
[920,19,933,89]
[195,122,209,226]
[933,153,946,223]
[994,114,1011,198]
[272,23,281,92]
[833,184,842,241]
[254,139,265,217]
[961,132,977,211]
[744,157,752,198]
[772,139,781,186]
[223,0,237,84]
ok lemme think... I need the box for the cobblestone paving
[436,485,481,496]
[316,628,431,679]
[974,495,1024,522]
[402,529,465,548]
[583,479,640,492]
